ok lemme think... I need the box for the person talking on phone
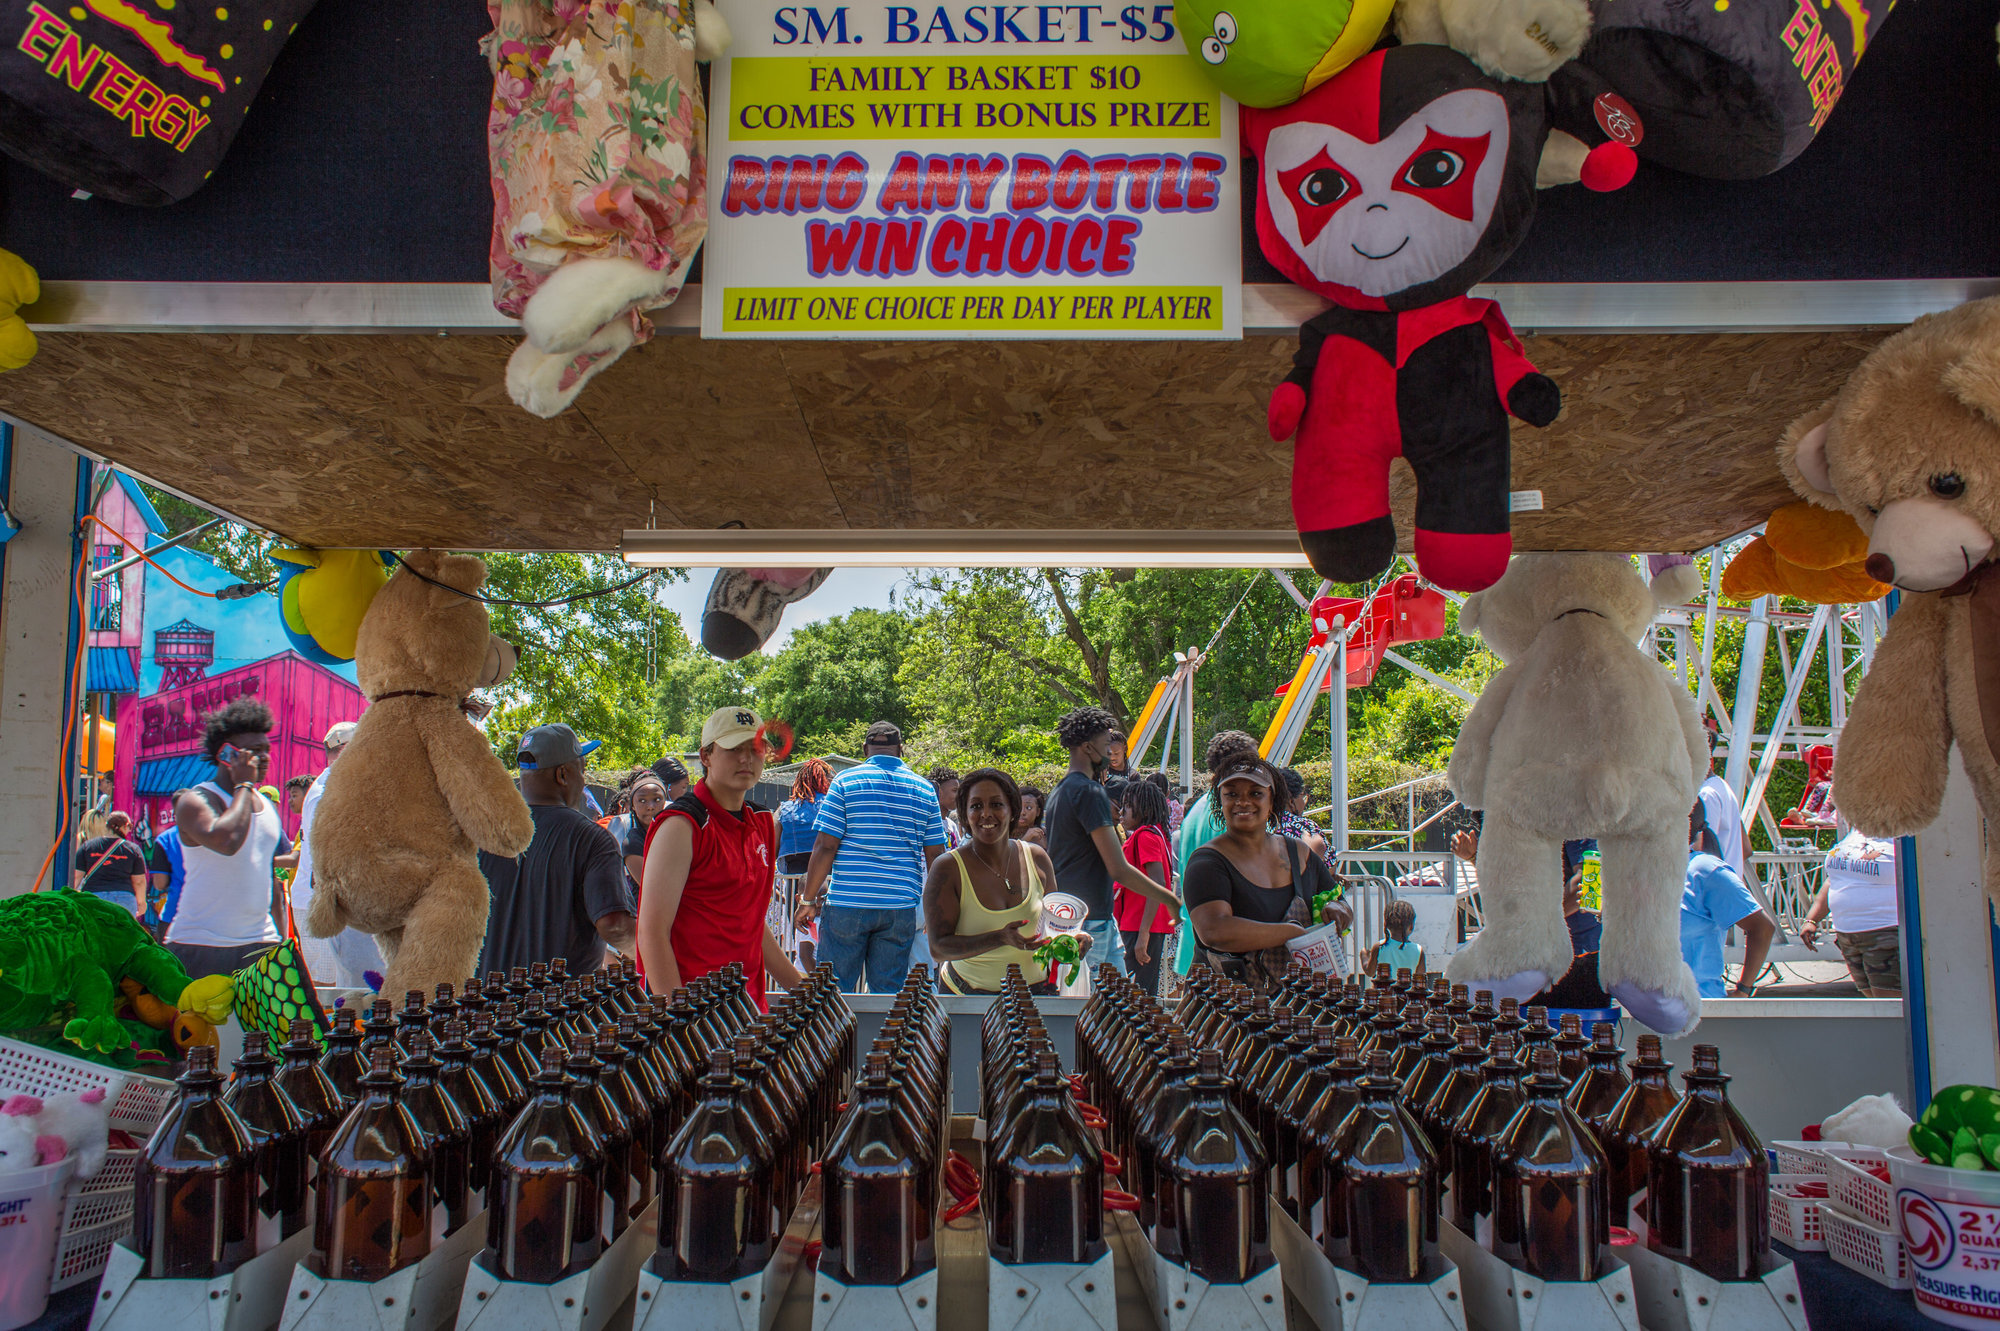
[166,698,290,977]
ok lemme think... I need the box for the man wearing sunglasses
[167,698,292,977]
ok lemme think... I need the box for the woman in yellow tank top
[923,767,1092,995]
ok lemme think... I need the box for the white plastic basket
[1768,1138,1889,1178]
[50,1216,126,1293]
[59,1179,132,1232]
[0,1037,173,1134]
[75,1145,139,1198]
[1820,1203,1911,1290]
[1769,1173,1827,1251]
[1825,1151,1897,1231]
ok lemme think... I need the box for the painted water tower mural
[87,473,365,834]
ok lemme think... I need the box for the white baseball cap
[701,706,764,750]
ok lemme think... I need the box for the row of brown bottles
[1077,965,1274,1286]
[816,968,946,1287]
[655,963,855,1283]
[1144,961,1769,1286]
[978,969,1105,1266]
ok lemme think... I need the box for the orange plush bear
[1720,502,1890,605]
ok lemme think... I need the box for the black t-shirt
[1045,770,1117,918]
[1183,837,1336,950]
[478,804,632,977]
[76,837,147,891]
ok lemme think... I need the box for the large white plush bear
[1446,553,1709,1036]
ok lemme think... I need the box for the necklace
[968,841,1022,900]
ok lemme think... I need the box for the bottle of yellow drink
[1577,850,1602,913]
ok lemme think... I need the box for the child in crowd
[1115,782,1178,997]
[1367,899,1425,977]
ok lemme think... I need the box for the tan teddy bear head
[1458,552,1658,662]
[1784,298,2000,593]
[354,552,518,702]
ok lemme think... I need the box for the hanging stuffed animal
[1778,299,2000,907]
[1447,553,1710,1036]
[0,0,319,204]
[700,567,832,660]
[486,0,731,418]
[1720,502,1890,604]
[1576,0,1893,179]
[1245,44,1640,591]
[270,548,394,665]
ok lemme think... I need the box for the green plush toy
[0,890,228,1063]
[1911,1085,2000,1170]
[1173,0,1393,108]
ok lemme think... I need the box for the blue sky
[653,566,915,654]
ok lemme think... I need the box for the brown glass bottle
[1493,1049,1608,1281]
[434,1019,505,1196]
[1387,1003,1431,1083]
[319,1012,367,1106]
[315,1046,432,1282]
[1645,1044,1769,1281]
[469,1009,528,1115]
[564,1045,634,1240]
[1417,1026,1489,1186]
[1517,1006,1556,1064]
[996,1050,1105,1265]
[1133,1033,1200,1246]
[1466,991,1498,1046]
[395,990,432,1054]
[1490,996,1524,1049]
[592,1034,657,1219]
[487,1043,606,1283]
[1597,1035,1677,1225]
[659,1046,776,1281]
[821,1052,932,1286]
[1332,1051,1438,1283]
[1563,1023,1630,1128]
[225,1031,312,1245]
[1302,1037,1368,1254]
[1163,1050,1273,1284]
[360,998,399,1066]
[1273,1026,1343,1217]
[399,1032,472,1236]
[276,1017,346,1161]
[132,1045,259,1279]
[1551,1014,1591,1084]
[1448,1033,1525,1233]
[1399,1012,1456,1113]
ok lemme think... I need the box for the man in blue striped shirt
[798,721,949,993]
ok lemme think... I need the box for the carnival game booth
[0,0,1996,1326]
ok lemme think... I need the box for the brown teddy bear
[306,552,534,996]
[1782,298,2000,901]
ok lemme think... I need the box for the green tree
[137,480,277,584]
[755,608,912,750]
[480,554,689,768]
[656,651,767,751]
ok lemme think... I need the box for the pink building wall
[112,651,366,836]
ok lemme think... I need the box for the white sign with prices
[702,0,1243,339]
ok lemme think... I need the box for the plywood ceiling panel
[0,326,1885,553]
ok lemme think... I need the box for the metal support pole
[1740,604,1831,829]
[1827,608,1849,733]
[1168,647,1184,791]
[1725,596,1771,800]
[1329,638,1348,855]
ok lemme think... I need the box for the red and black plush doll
[1246,44,1639,592]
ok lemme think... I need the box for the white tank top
[166,781,282,948]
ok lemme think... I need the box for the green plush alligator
[0,891,231,1064]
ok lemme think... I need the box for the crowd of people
[67,690,1901,1010]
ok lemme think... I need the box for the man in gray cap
[479,723,636,976]
[293,720,385,988]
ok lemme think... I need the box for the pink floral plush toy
[485,0,732,417]
[0,1087,111,1177]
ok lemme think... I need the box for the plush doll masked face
[1244,45,1543,311]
